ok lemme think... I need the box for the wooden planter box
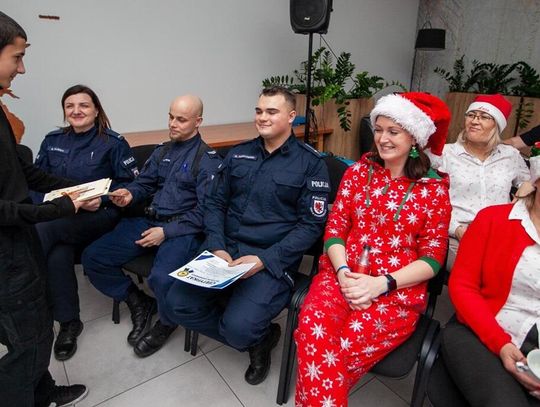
[296,94,374,160]
[445,92,521,143]
[520,97,540,135]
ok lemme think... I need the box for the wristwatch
[384,274,397,293]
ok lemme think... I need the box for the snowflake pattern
[294,157,451,407]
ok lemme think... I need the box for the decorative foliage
[262,47,403,131]
[434,56,540,97]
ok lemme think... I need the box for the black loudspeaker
[290,0,333,34]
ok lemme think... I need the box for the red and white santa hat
[370,92,451,156]
[466,94,512,132]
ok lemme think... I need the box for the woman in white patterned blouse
[435,94,530,268]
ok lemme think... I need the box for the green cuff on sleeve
[324,237,345,252]
[419,256,441,275]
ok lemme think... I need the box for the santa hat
[466,94,512,132]
[370,92,451,156]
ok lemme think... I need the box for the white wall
[2,0,419,154]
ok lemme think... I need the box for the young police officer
[0,11,88,407]
[165,87,330,385]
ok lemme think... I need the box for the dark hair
[369,144,432,180]
[61,84,111,136]
[0,12,27,51]
[260,86,296,111]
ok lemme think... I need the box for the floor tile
[349,377,409,406]
[62,309,196,407]
[376,368,416,404]
[98,356,242,407]
[205,318,295,407]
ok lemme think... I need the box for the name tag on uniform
[307,177,330,192]
[48,147,69,154]
[232,154,257,161]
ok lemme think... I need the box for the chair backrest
[322,154,350,203]
[359,115,374,155]
[131,144,157,170]
[16,144,33,163]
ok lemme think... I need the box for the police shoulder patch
[310,195,328,218]
[307,176,331,192]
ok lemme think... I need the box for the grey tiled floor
[1,266,455,406]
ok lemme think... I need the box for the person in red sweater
[294,92,452,406]
[440,153,540,406]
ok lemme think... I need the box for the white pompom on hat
[370,92,451,156]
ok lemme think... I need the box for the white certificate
[43,178,112,202]
[169,250,255,289]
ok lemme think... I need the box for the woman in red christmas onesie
[295,92,452,407]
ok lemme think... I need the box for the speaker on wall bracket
[290,0,333,34]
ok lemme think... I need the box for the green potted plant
[434,56,540,141]
[263,47,403,158]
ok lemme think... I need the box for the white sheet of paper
[169,250,255,289]
[43,178,112,202]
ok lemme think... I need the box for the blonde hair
[457,125,501,152]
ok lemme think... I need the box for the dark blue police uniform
[82,133,221,326]
[32,126,138,323]
[164,134,330,350]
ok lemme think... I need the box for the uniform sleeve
[448,208,512,355]
[203,157,231,252]
[258,159,330,279]
[416,182,451,274]
[0,196,75,226]
[102,139,138,205]
[323,164,358,251]
[163,153,222,238]
[519,125,540,146]
[125,147,161,204]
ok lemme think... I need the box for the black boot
[54,319,84,361]
[125,288,156,346]
[134,320,176,358]
[244,323,281,385]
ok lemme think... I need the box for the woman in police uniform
[32,84,138,361]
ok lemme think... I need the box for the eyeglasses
[464,112,494,122]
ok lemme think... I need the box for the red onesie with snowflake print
[295,153,450,407]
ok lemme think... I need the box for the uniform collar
[69,125,97,139]
[171,132,201,148]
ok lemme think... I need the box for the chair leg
[112,299,120,324]
[411,330,442,407]
[190,332,199,356]
[137,275,143,284]
[184,328,192,352]
[276,303,301,404]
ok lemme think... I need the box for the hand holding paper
[169,251,256,289]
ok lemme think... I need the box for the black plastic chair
[183,155,350,358]
[275,250,449,405]
[421,331,470,407]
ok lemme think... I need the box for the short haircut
[260,86,296,111]
[61,84,111,137]
[0,12,27,51]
